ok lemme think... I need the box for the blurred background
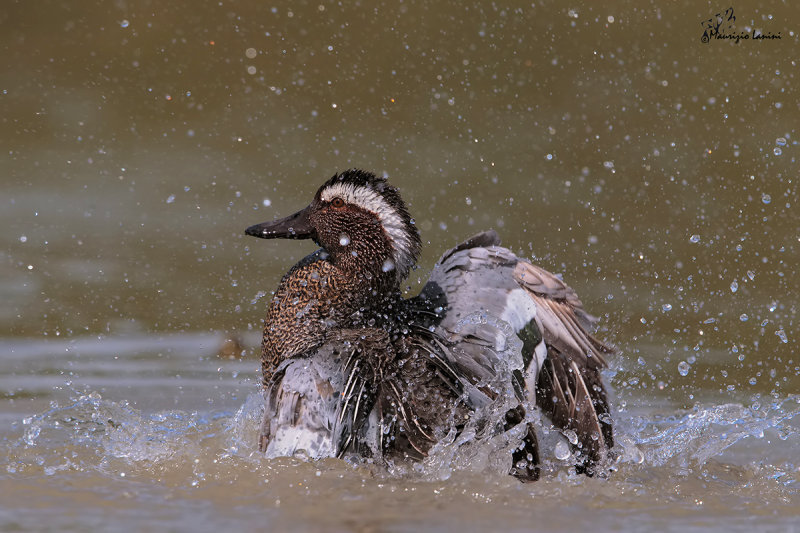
[1,1,798,529]
[3,0,797,403]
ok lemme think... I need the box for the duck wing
[512,260,614,470]
[512,261,613,369]
[424,232,539,387]
[419,231,544,479]
[424,231,614,473]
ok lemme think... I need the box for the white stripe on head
[320,182,416,277]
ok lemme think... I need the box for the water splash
[5,388,800,495]
[11,392,222,475]
[396,312,530,481]
[619,397,800,471]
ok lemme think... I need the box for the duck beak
[245,205,316,240]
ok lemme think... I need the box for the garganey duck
[245,169,614,480]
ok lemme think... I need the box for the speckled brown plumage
[261,255,350,385]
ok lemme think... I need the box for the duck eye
[331,197,345,208]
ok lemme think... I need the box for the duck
[244,169,615,480]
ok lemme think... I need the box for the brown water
[2,1,799,530]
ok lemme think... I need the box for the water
[2,0,799,530]
[2,336,798,530]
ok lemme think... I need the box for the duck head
[246,169,422,281]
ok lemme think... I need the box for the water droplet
[120,19,130,28]
[563,429,578,445]
[166,194,175,204]
[293,449,310,461]
[773,147,782,156]
[249,290,267,304]
[381,258,395,272]
[776,137,787,146]
[262,198,272,207]
[19,235,27,243]
[554,440,571,460]
[465,197,472,206]
[689,234,700,243]
[739,314,749,322]
[628,446,645,464]
[747,270,755,280]
[678,361,691,376]
[762,193,772,204]
[730,280,738,293]
[775,329,788,343]
[662,303,672,312]
[339,234,350,246]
